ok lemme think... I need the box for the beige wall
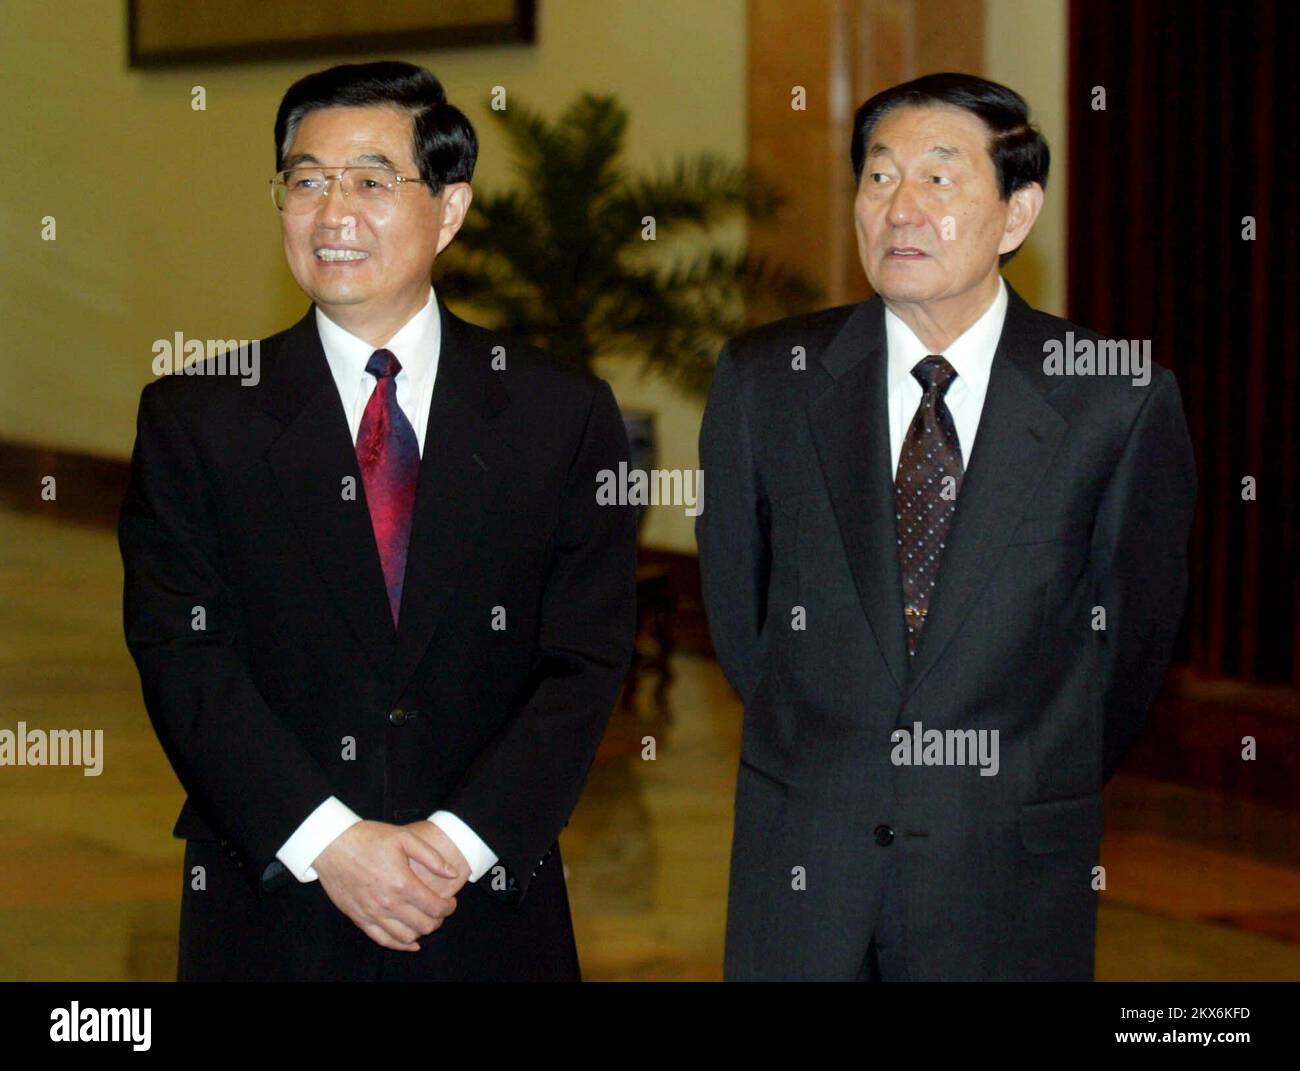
[0,0,744,552]
[985,0,1068,316]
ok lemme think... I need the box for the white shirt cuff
[276,796,363,883]
[429,811,498,883]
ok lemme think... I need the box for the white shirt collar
[885,275,1007,396]
[315,285,440,402]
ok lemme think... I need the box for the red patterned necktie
[355,348,420,627]
[895,354,964,656]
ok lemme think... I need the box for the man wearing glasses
[118,62,637,981]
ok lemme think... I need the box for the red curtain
[1068,0,1299,684]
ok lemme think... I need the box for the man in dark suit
[118,62,637,981]
[697,73,1196,981]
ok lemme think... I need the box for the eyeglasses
[270,165,429,214]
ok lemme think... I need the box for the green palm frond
[435,92,818,394]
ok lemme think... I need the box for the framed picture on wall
[127,0,536,67]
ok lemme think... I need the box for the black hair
[274,61,477,194]
[850,72,1049,265]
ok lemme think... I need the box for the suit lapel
[389,293,510,699]
[260,307,396,682]
[806,282,1067,701]
[808,297,911,696]
[902,282,1066,694]
[259,296,512,697]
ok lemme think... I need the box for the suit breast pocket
[475,478,558,558]
[1006,510,1091,548]
[1009,525,1069,547]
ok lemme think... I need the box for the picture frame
[127,0,536,68]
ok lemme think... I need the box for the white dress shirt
[274,285,500,885]
[885,275,1008,478]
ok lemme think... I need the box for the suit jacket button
[388,708,407,726]
[873,824,895,847]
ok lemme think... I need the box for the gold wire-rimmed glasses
[270,165,430,214]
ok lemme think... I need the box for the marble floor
[1,505,1298,981]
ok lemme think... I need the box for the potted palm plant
[434,92,817,511]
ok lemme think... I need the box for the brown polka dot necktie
[895,355,964,657]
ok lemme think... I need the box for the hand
[403,821,471,900]
[313,820,460,952]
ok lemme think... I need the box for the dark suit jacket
[118,293,637,981]
[697,281,1197,981]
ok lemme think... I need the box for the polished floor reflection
[1,506,1298,981]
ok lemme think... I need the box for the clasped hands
[312,819,469,952]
